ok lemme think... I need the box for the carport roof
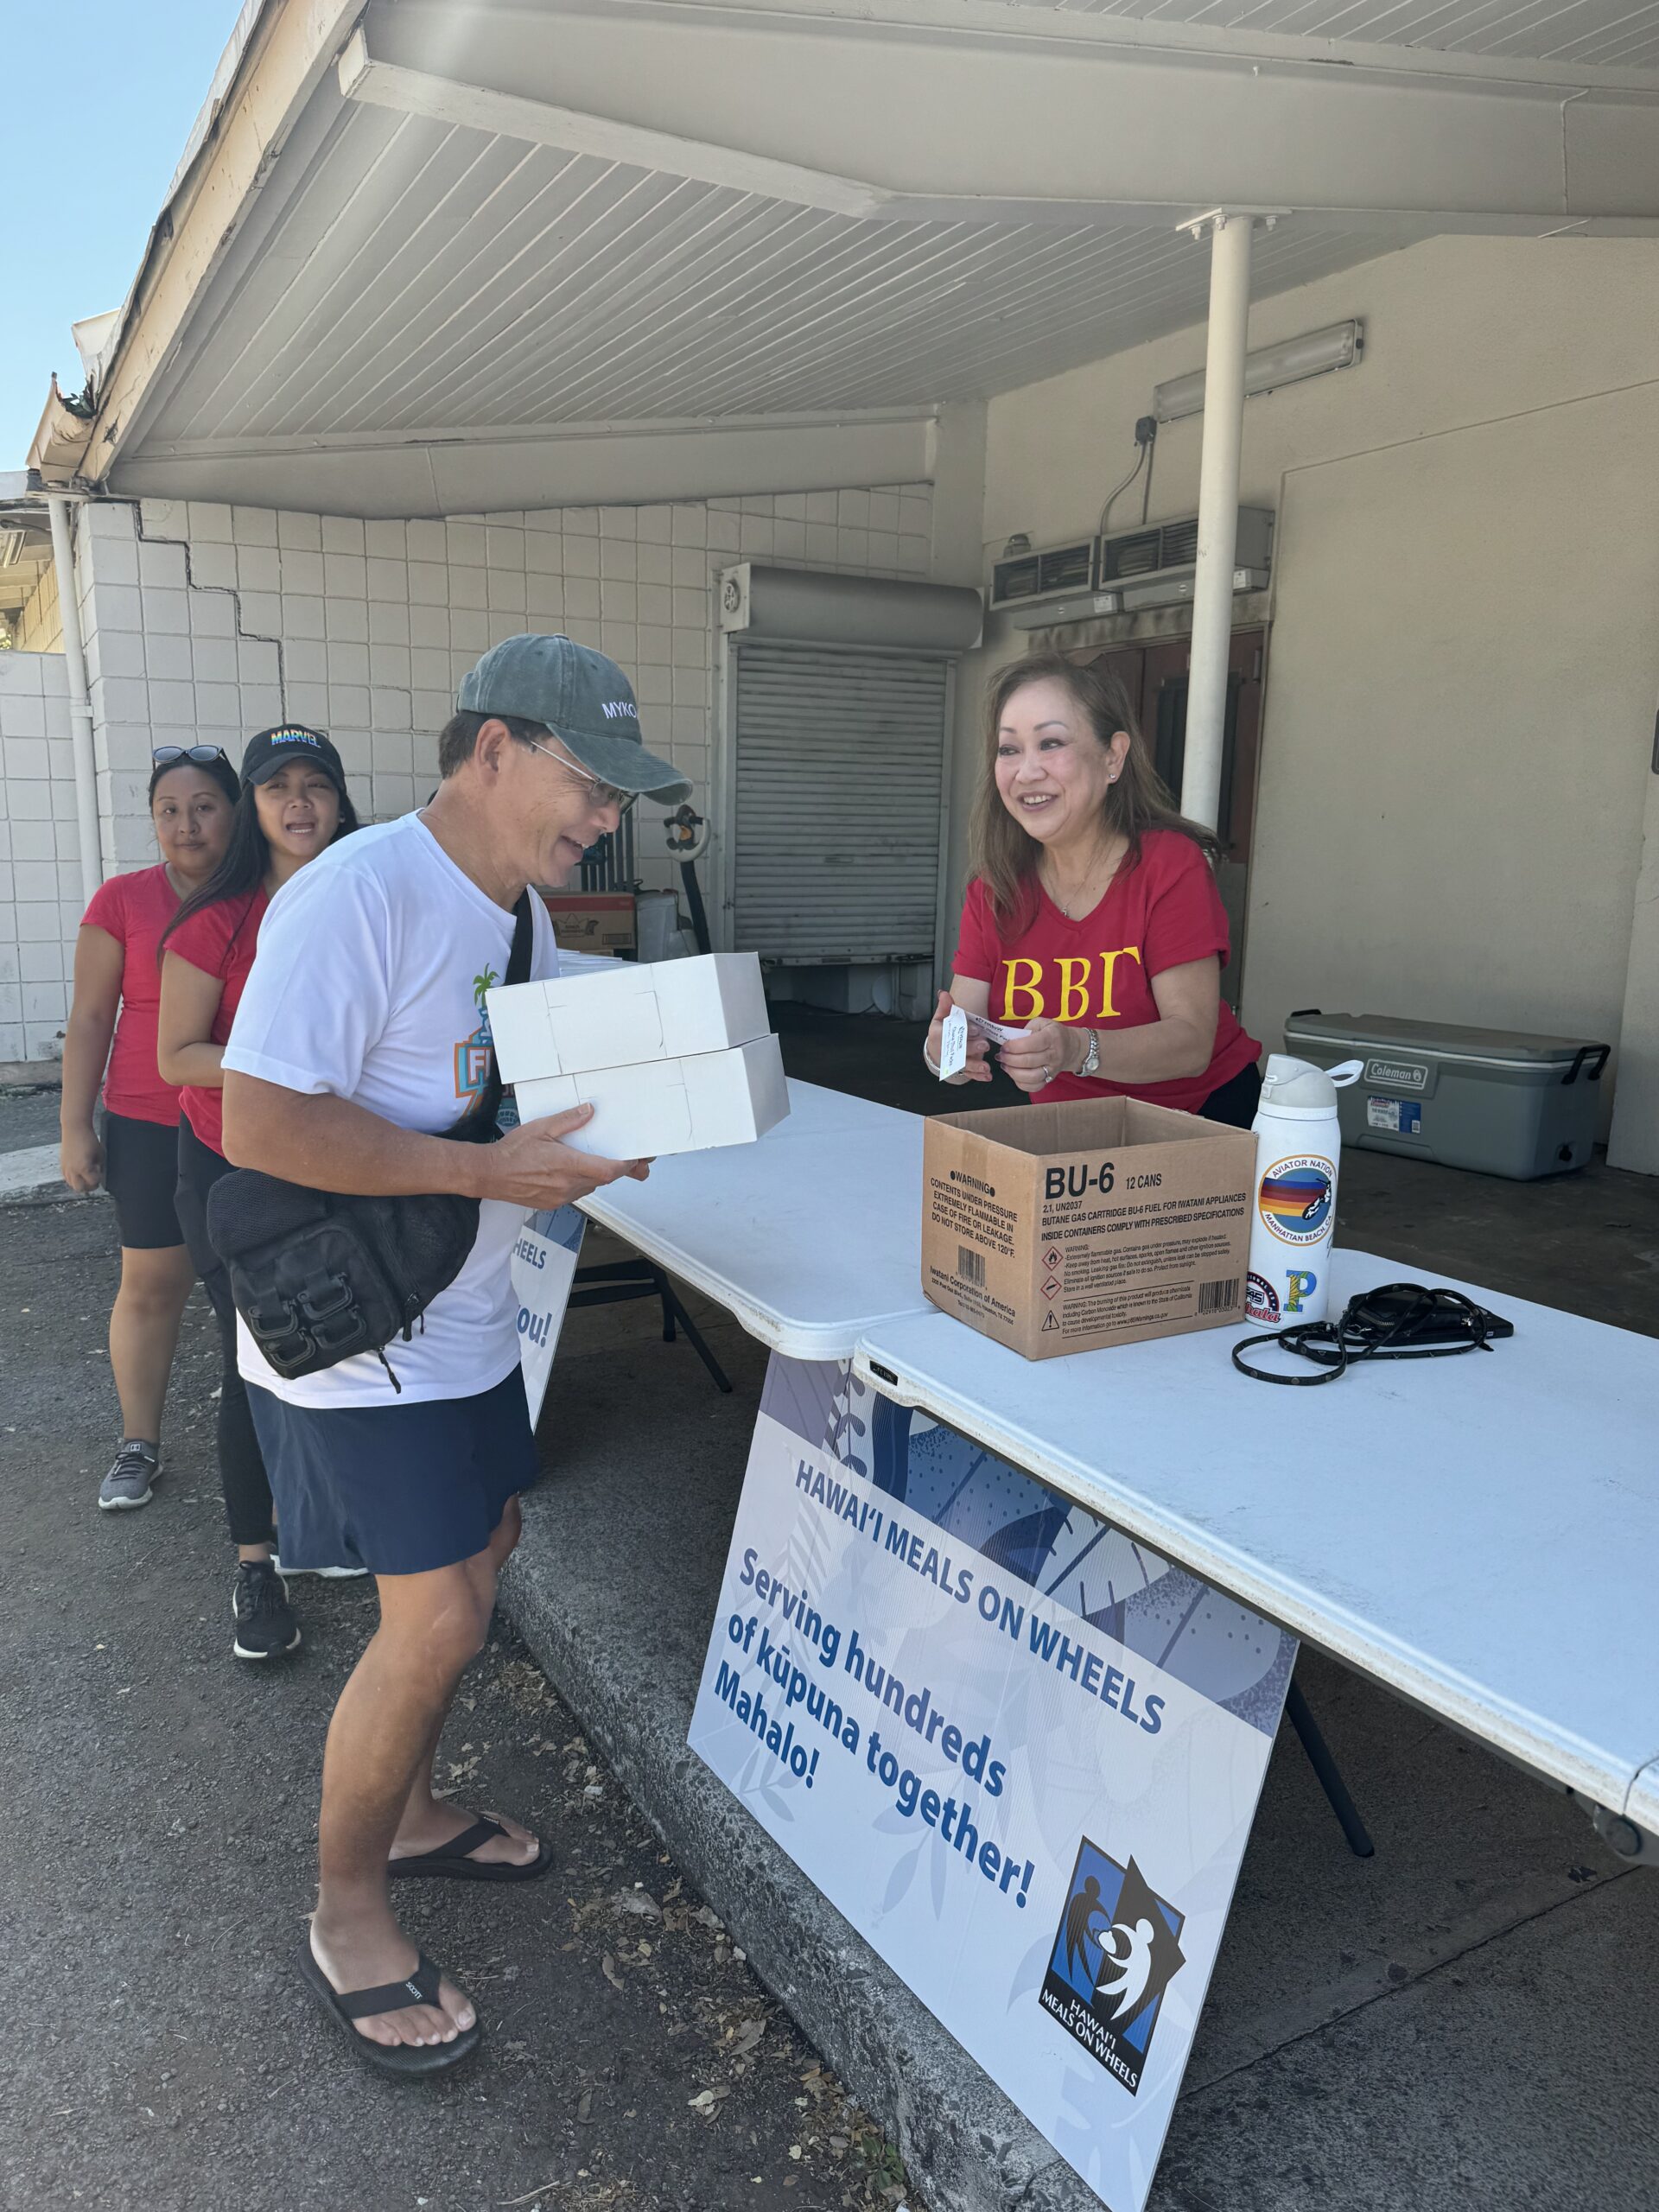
[41,0,1659,515]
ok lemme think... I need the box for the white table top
[853,1249,1659,1820]
[578,1078,935,1363]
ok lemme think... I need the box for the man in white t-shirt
[222,636,690,2076]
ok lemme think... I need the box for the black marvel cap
[240,725,347,792]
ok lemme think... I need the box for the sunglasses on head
[152,745,232,767]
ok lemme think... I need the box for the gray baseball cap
[458,633,691,803]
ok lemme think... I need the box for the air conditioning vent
[993,511,1274,618]
[1100,530,1163,582]
[992,555,1041,602]
[990,537,1096,609]
[1037,542,1092,595]
[1160,517,1200,569]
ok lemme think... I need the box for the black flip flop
[387,1813,554,1885]
[296,1941,481,2076]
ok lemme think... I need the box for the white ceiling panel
[143,102,1420,449]
[1036,0,1659,72]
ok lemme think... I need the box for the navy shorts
[246,1367,538,1576]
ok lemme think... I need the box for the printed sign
[689,1356,1295,2210]
[511,1205,585,1424]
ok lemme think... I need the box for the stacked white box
[514,1035,789,1158]
[489,952,769,1079]
[488,951,790,1159]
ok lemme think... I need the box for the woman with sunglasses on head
[61,746,241,1514]
[158,727,360,1662]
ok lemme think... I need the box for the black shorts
[102,1111,186,1250]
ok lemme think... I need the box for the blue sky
[3,0,242,468]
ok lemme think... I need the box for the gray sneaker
[99,1440,160,1511]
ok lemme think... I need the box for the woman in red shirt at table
[158,727,359,1661]
[927,652,1262,1123]
[60,747,239,1514]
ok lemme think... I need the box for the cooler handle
[1288,1007,1322,1019]
[1562,1045,1611,1086]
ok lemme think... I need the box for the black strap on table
[1232,1281,1514,1387]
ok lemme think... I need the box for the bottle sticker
[1257,1155,1335,1245]
[1245,1272,1280,1325]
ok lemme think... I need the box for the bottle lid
[1259,1053,1366,1114]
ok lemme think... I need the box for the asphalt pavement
[0,1185,917,2212]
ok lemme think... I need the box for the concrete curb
[500,1330,1105,2212]
[0,1144,104,1209]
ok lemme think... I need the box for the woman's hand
[996,1018,1087,1095]
[925,991,993,1084]
[60,1125,105,1193]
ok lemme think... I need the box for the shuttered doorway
[729,643,950,963]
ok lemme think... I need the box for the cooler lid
[1283,1011,1606,1067]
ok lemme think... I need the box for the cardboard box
[488,952,767,1082]
[514,1034,790,1159]
[921,1098,1255,1358]
[541,893,637,954]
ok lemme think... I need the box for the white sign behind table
[511,1205,585,1424]
[689,1354,1295,2211]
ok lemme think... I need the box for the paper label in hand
[938,1006,969,1079]
[966,1010,1024,1044]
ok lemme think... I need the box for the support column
[46,493,103,905]
[1607,709,1659,1174]
[1180,212,1256,832]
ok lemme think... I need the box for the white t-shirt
[222,813,558,1407]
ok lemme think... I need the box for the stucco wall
[963,234,1659,1131]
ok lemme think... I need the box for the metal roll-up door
[731,643,949,963]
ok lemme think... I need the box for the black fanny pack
[206,893,533,1391]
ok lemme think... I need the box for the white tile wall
[0,482,934,1060]
[0,649,78,1062]
[125,484,933,887]
[14,559,62,655]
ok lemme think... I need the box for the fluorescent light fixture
[1153,321,1363,425]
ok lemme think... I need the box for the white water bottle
[1243,1055,1365,1329]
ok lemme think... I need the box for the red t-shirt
[80,865,184,1128]
[953,829,1261,1115]
[165,887,270,1157]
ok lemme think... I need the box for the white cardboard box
[513,1034,790,1159]
[489,952,768,1082]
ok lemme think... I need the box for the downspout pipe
[46,493,103,906]
[1181,212,1256,833]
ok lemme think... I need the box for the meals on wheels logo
[1039,1838,1186,2095]
[1256,1155,1334,1244]
[454,963,499,1106]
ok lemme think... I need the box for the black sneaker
[232,1562,302,1661]
[99,1440,160,1511]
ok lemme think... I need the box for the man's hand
[60,1126,105,1193]
[996,1017,1084,1095]
[480,1105,650,1209]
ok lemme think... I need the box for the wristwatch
[1077,1028,1101,1080]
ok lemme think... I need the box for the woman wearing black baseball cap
[157,728,360,1662]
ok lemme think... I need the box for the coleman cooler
[1282,1012,1610,1179]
